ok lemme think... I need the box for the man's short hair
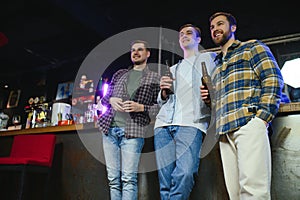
[209,12,237,26]
[179,24,201,38]
[130,40,150,51]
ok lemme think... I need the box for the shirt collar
[214,40,241,62]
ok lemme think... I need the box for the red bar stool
[0,134,56,200]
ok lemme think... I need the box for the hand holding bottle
[200,62,213,106]
[160,60,174,98]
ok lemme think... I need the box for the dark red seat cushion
[0,134,56,167]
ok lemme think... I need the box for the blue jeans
[103,127,144,200]
[154,126,203,200]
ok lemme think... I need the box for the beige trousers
[219,117,271,200]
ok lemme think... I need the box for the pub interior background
[0,0,299,126]
[1,35,300,127]
[0,0,299,199]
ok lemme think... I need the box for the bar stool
[0,134,56,200]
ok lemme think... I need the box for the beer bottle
[163,60,174,95]
[201,62,212,102]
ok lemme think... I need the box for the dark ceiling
[1,0,299,82]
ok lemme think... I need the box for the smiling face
[130,42,150,65]
[210,15,236,47]
[179,26,201,50]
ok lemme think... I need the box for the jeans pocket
[254,117,268,128]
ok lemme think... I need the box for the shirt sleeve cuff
[256,109,273,123]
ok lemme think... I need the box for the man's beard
[133,59,146,65]
[213,30,233,47]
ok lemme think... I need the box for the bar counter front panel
[0,123,228,200]
[1,102,299,200]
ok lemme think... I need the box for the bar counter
[0,124,83,136]
[0,123,114,200]
[0,122,228,199]
[0,102,299,199]
[270,102,300,199]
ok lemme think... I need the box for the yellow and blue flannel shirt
[212,40,284,135]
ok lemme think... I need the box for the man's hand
[109,97,125,112]
[123,101,144,112]
[200,85,211,105]
[160,75,173,90]
[160,75,174,100]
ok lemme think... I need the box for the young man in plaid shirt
[201,12,284,199]
[97,40,160,200]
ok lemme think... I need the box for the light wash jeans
[154,126,203,200]
[103,127,144,200]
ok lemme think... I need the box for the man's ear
[231,25,237,33]
[197,37,201,44]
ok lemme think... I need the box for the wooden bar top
[279,102,300,113]
[0,124,85,136]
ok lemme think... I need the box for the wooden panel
[0,124,84,136]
